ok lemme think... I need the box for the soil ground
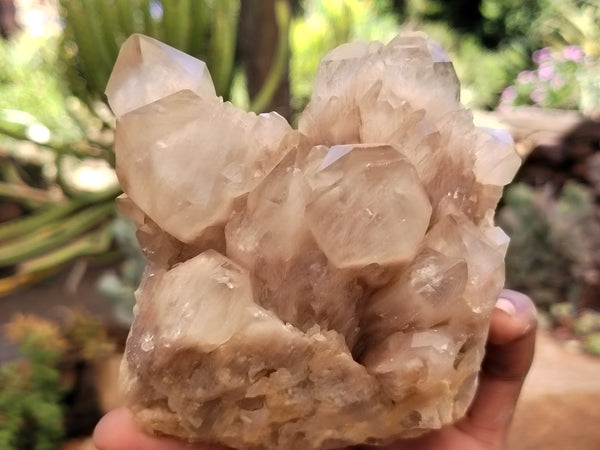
[507,331,600,450]
[1,268,599,449]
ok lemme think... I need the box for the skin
[94,289,537,450]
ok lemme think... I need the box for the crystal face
[107,32,521,450]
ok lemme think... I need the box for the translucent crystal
[107,32,521,450]
[106,34,217,118]
[304,144,431,268]
[114,89,296,243]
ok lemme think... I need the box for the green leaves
[499,182,600,309]
[59,0,243,102]
[0,317,66,450]
[0,188,118,297]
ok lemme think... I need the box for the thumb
[457,289,537,448]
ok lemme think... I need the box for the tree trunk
[0,0,18,39]
[238,0,291,119]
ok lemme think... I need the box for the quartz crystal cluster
[106,33,521,450]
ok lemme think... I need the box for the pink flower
[530,88,547,105]
[501,86,517,102]
[517,70,536,84]
[532,47,552,64]
[563,45,584,62]
[537,62,554,81]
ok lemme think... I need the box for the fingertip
[489,289,537,346]
[497,289,537,321]
[93,407,132,450]
[455,290,538,445]
[485,289,537,381]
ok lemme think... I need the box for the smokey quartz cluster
[106,33,521,450]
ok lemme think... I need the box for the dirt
[508,331,600,450]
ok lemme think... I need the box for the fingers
[457,289,537,449]
[93,407,230,450]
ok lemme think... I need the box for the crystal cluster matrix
[106,33,521,450]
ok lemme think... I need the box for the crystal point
[108,32,521,450]
[106,34,216,118]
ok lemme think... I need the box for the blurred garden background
[0,0,599,449]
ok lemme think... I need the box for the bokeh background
[0,1,599,449]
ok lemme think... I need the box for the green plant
[0,315,67,450]
[548,302,600,357]
[0,28,120,296]
[479,0,551,47]
[63,313,116,361]
[58,0,290,113]
[533,0,600,58]
[390,0,600,111]
[97,216,145,324]
[499,44,600,114]
[59,0,239,104]
[0,2,293,299]
[0,313,118,448]
[498,182,600,309]
[0,33,80,141]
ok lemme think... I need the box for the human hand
[94,289,537,450]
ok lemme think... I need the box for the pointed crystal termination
[106,34,217,118]
[108,31,521,450]
[108,35,297,243]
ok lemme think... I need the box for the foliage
[63,314,116,361]
[498,182,600,309]
[479,0,551,47]
[0,315,67,450]
[58,0,290,113]
[549,303,600,357]
[394,0,600,110]
[499,45,600,115]
[97,216,145,324]
[532,0,600,58]
[0,188,119,296]
[290,0,399,114]
[0,1,294,299]
[585,332,600,357]
[0,33,80,141]
[397,0,562,49]
[0,27,121,296]
[59,0,240,104]
[0,313,116,449]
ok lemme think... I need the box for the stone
[107,32,521,450]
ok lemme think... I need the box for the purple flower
[517,70,537,84]
[563,45,584,62]
[532,47,552,64]
[530,88,547,105]
[501,86,517,102]
[538,62,554,81]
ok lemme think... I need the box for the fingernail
[496,297,516,316]
[495,290,538,327]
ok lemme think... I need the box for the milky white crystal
[107,32,521,450]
